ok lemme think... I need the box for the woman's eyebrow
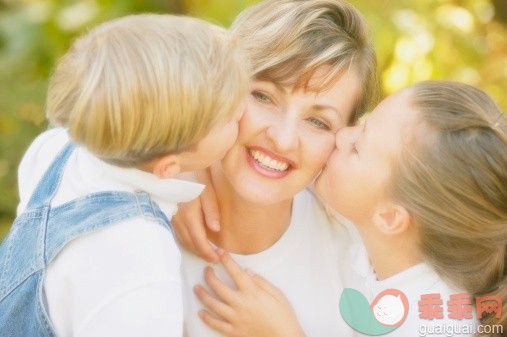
[256,80,285,94]
[313,104,339,112]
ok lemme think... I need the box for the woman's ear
[373,203,411,236]
[152,154,181,179]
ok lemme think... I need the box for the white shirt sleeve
[17,128,68,215]
[44,219,183,337]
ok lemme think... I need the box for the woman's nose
[266,115,299,152]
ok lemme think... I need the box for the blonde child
[192,81,506,336]
[0,14,248,337]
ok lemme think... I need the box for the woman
[173,0,378,336]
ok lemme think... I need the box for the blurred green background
[1,0,506,240]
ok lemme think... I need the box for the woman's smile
[247,147,293,178]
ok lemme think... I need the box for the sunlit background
[1,0,506,239]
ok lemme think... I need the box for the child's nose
[336,125,360,150]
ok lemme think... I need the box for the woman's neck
[357,225,422,281]
[207,170,293,255]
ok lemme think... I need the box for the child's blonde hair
[46,14,249,167]
[390,81,507,335]
[230,0,378,123]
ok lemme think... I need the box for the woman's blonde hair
[46,14,249,167]
[390,81,507,335]
[230,0,378,123]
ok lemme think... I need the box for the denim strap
[25,143,75,210]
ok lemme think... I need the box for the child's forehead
[368,90,419,138]
[373,90,414,118]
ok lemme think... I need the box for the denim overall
[0,143,173,336]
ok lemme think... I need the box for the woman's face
[218,66,362,205]
[315,89,417,224]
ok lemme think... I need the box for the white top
[180,190,355,337]
[182,191,477,337]
[331,211,477,337]
[17,128,204,337]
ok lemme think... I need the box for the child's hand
[172,170,221,262]
[194,250,307,337]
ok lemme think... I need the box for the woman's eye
[308,117,330,130]
[252,91,272,104]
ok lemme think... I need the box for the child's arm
[194,250,307,337]
[172,170,221,262]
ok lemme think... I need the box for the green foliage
[355,0,507,104]
[1,0,506,240]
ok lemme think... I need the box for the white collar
[84,146,205,215]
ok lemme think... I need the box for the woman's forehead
[257,63,357,93]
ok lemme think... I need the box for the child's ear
[152,154,181,179]
[373,203,411,236]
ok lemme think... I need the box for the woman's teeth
[250,149,289,171]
